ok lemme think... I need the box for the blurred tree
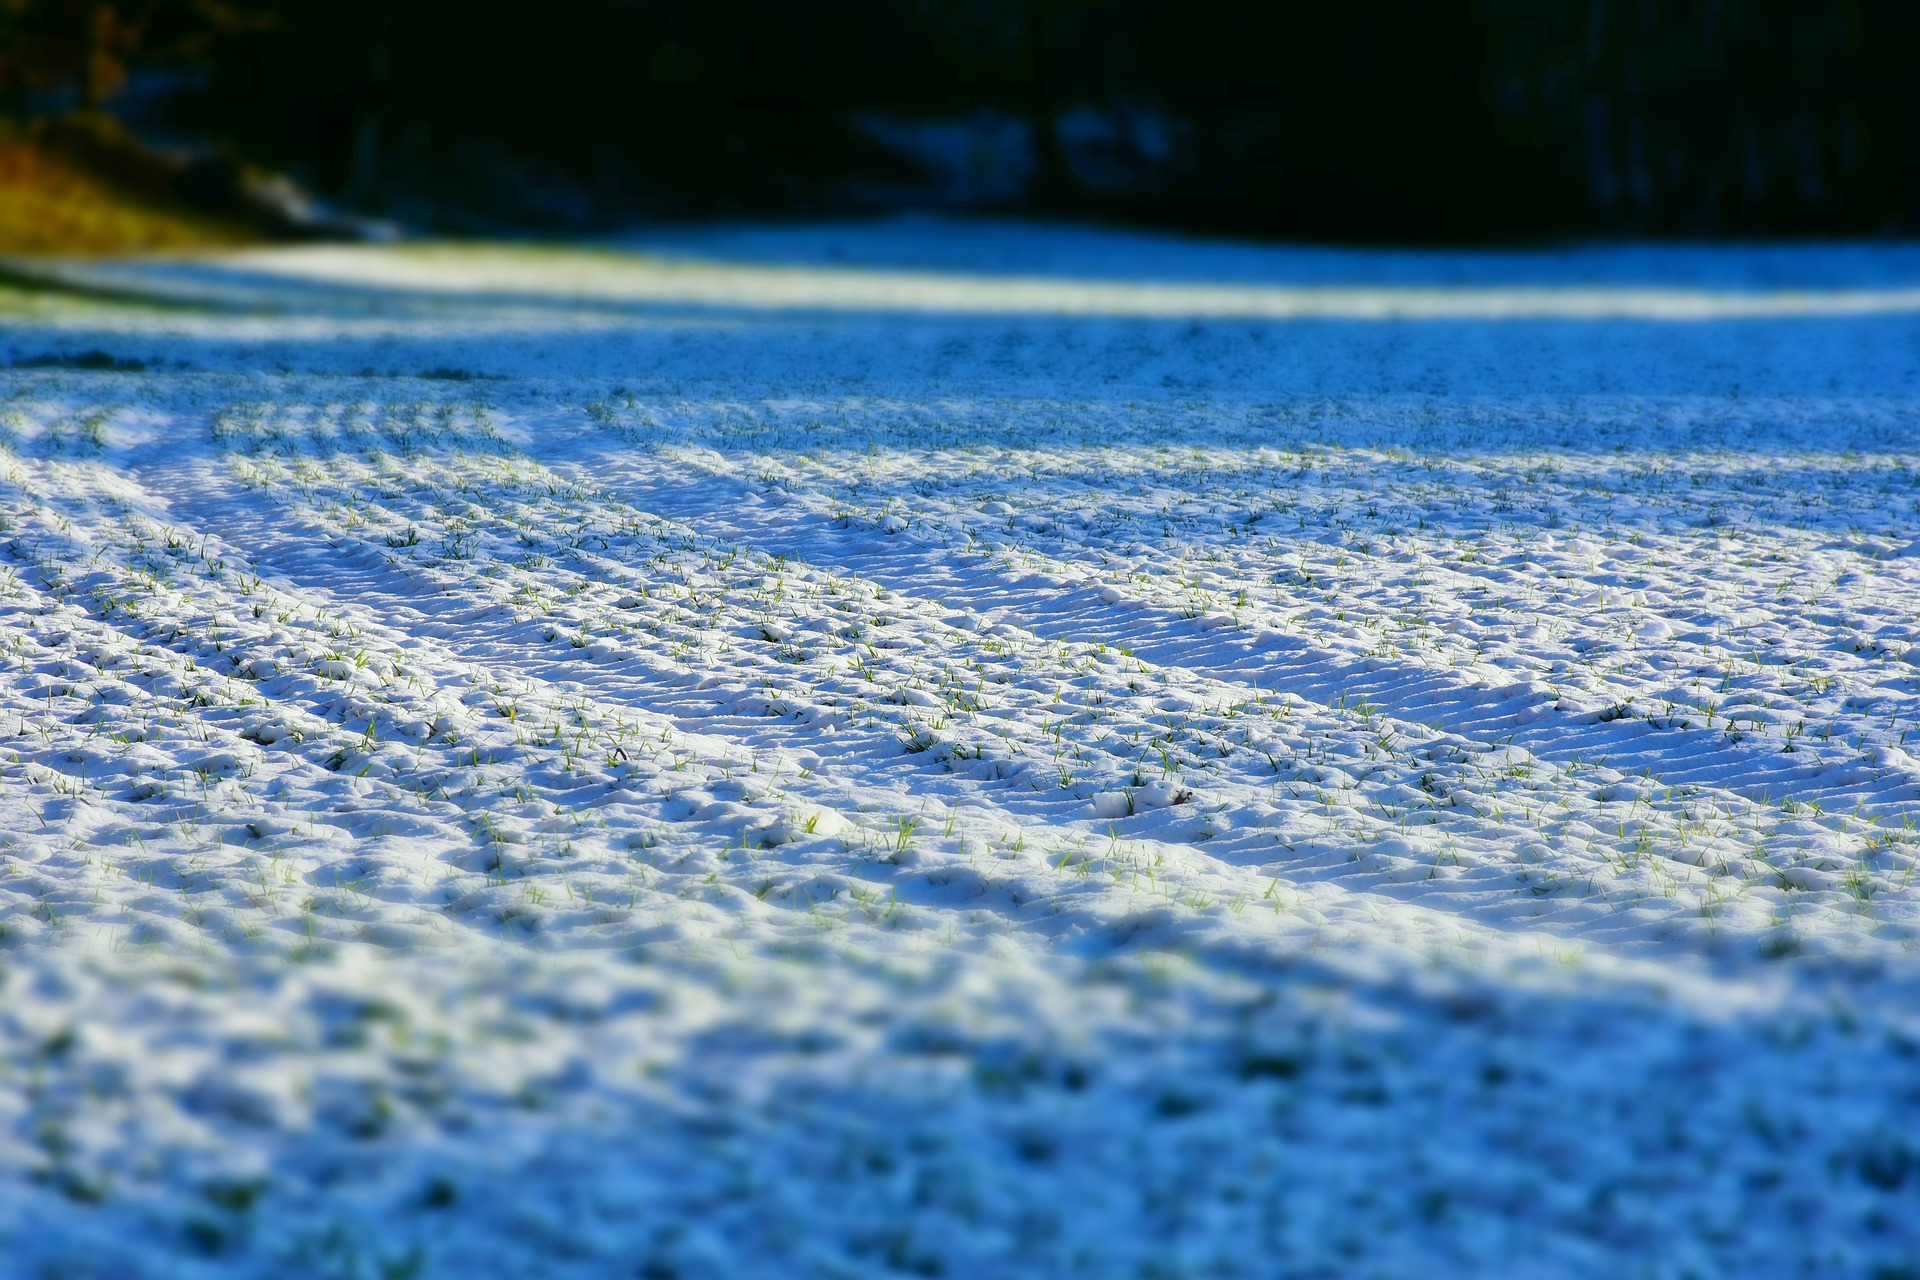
[1,0,268,112]
[5,0,1916,237]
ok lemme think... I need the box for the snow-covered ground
[3,219,1920,1277]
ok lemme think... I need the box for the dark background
[4,0,1918,241]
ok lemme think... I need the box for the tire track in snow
[108,432,1917,964]
[601,457,1920,824]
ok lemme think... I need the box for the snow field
[1,226,1920,1277]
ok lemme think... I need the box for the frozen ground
[2,218,1920,1277]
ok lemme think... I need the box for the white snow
[2,218,1920,1277]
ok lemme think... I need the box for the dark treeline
[4,0,1917,240]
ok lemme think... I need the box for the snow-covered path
[3,221,1920,1277]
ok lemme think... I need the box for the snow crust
[2,219,1920,1276]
